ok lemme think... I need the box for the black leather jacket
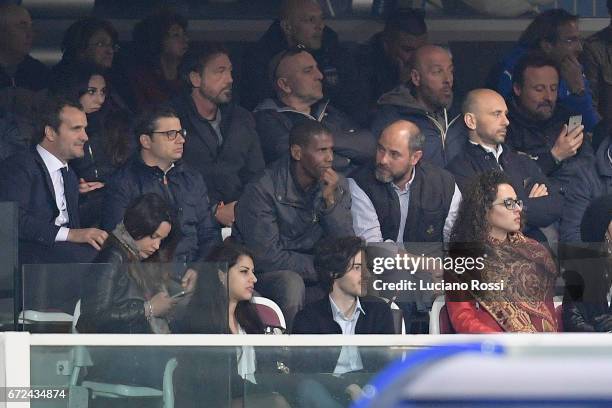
[77,237,150,334]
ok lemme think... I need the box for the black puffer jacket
[233,157,354,282]
[77,237,150,333]
[101,155,221,268]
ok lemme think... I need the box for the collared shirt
[330,295,364,375]
[470,140,504,167]
[348,174,462,243]
[36,144,69,242]
[236,324,257,384]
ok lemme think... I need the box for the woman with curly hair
[129,9,189,111]
[446,170,558,333]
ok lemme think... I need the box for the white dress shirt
[36,145,70,241]
[330,296,365,375]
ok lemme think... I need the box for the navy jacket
[292,296,395,373]
[446,142,563,230]
[0,55,49,91]
[372,85,467,168]
[101,155,221,266]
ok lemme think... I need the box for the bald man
[254,48,375,174]
[241,0,365,122]
[446,89,562,240]
[0,4,48,91]
[350,119,460,243]
[372,45,467,168]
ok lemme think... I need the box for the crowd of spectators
[1,0,612,403]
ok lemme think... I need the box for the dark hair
[60,17,119,64]
[180,42,229,86]
[518,9,579,49]
[34,97,84,144]
[184,242,265,334]
[289,120,331,149]
[608,0,612,15]
[132,8,188,61]
[512,52,560,87]
[49,63,108,101]
[133,105,180,148]
[315,236,365,293]
[383,8,427,38]
[450,170,515,244]
[121,193,179,293]
[124,193,173,240]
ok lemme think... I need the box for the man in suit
[0,97,108,264]
[292,236,394,406]
[0,98,107,312]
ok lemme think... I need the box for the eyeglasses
[88,41,120,52]
[493,198,523,211]
[558,37,582,46]
[150,128,187,141]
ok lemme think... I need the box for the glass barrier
[0,202,18,331]
[23,334,612,408]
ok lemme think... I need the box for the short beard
[375,167,393,183]
[199,88,232,106]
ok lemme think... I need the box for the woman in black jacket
[78,192,180,334]
[562,194,612,332]
[51,63,133,227]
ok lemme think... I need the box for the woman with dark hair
[77,192,180,334]
[50,64,133,226]
[174,241,290,408]
[129,9,189,111]
[562,194,612,332]
[446,170,558,333]
[51,17,134,111]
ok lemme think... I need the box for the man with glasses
[447,89,562,242]
[102,106,221,289]
[493,8,599,131]
[171,43,264,227]
[254,47,375,173]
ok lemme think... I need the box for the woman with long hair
[175,241,290,408]
[77,192,180,334]
[77,193,182,389]
[51,63,133,226]
[446,170,558,333]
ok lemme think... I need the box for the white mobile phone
[568,115,582,132]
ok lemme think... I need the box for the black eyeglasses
[89,41,120,52]
[493,198,523,210]
[150,128,187,141]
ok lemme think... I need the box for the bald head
[279,0,324,49]
[0,4,33,60]
[462,89,509,148]
[410,45,454,112]
[376,120,424,186]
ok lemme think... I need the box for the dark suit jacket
[0,147,86,262]
[292,296,395,374]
